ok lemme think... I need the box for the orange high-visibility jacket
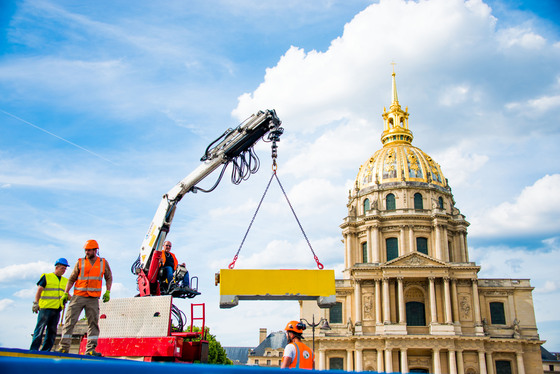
[74,257,106,297]
[288,341,314,370]
[160,252,178,271]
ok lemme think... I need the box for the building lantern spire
[391,61,399,108]
[381,66,413,146]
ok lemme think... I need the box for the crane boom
[136,109,282,297]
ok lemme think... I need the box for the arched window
[386,193,396,210]
[416,237,428,255]
[495,360,512,374]
[414,193,423,209]
[363,198,370,214]
[438,196,444,209]
[362,242,368,263]
[490,302,506,325]
[329,302,343,324]
[386,238,398,261]
[406,301,426,326]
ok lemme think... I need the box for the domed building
[300,72,543,374]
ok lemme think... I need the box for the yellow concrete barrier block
[217,269,336,309]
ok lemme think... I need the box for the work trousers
[30,308,61,351]
[58,295,100,353]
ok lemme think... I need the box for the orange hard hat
[285,320,306,335]
[83,239,99,250]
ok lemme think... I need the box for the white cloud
[470,174,560,237]
[233,0,498,130]
[0,262,52,283]
[14,287,36,299]
[0,299,15,311]
[438,84,478,106]
[433,144,489,187]
[506,95,560,114]
[282,119,377,180]
[285,178,343,216]
[497,27,546,50]
[470,239,560,323]
[209,235,342,271]
[537,281,557,294]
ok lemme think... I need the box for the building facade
[246,328,286,367]
[301,72,543,374]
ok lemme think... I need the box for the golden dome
[356,71,447,190]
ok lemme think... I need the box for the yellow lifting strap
[216,269,336,309]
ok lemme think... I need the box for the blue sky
[1,0,559,351]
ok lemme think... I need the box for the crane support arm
[138,110,282,272]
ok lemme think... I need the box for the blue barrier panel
[0,355,387,374]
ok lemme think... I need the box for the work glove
[32,302,39,313]
[61,292,70,305]
[102,290,110,303]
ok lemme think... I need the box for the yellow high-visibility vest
[39,273,68,309]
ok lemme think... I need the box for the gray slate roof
[542,346,560,362]
[250,331,287,356]
[224,346,252,364]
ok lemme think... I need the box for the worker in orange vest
[281,320,314,369]
[57,239,112,356]
[159,241,188,292]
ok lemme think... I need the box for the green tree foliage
[190,326,233,365]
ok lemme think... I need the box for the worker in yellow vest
[57,239,112,356]
[281,320,314,369]
[30,258,69,351]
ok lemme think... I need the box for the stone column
[355,349,363,372]
[449,349,458,374]
[478,350,487,374]
[516,352,526,374]
[508,292,516,325]
[385,349,393,373]
[429,277,437,324]
[457,350,465,374]
[486,352,494,374]
[408,225,414,254]
[344,233,349,268]
[372,225,380,263]
[318,350,325,370]
[354,233,360,266]
[400,225,406,256]
[398,277,406,324]
[375,279,382,325]
[463,233,469,262]
[347,350,353,371]
[355,280,362,324]
[444,277,452,324]
[451,279,459,324]
[459,232,466,262]
[377,349,384,373]
[472,279,482,327]
[401,348,409,374]
[442,226,449,261]
[434,223,442,260]
[383,278,391,324]
[366,227,372,264]
[433,348,442,374]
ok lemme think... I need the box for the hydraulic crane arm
[138,110,283,278]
